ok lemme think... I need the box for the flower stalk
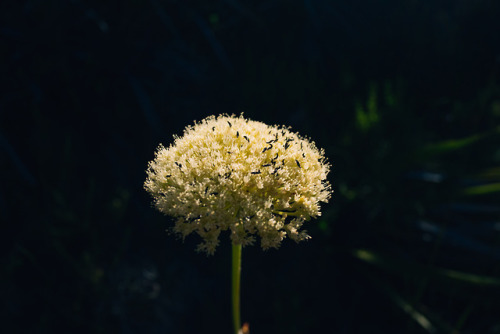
[232,243,242,334]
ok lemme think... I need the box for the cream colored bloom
[145,114,332,254]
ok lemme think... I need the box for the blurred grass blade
[150,0,181,40]
[390,290,437,333]
[406,170,445,183]
[422,134,481,154]
[418,126,500,156]
[0,130,37,185]
[477,167,500,179]
[462,182,500,196]
[193,14,232,71]
[352,249,500,287]
[355,83,380,132]
[127,74,163,136]
[437,268,500,285]
[223,0,261,24]
[417,220,500,260]
[446,202,500,214]
[353,263,441,333]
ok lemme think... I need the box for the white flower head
[145,114,332,255]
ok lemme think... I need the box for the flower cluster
[145,114,332,254]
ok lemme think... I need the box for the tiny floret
[144,114,332,254]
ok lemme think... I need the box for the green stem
[232,243,242,334]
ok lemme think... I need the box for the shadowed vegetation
[1,0,500,333]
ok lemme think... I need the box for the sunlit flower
[145,114,332,254]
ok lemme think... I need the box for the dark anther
[212,127,215,131]
[296,160,301,168]
[284,142,290,150]
[236,131,239,138]
[228,121,232,127]
[262,144,273,153]
[262,163,272,167]
[175,162,182,169]
[251,170,261,175]
[243,136,250,142]
[277,209,297,213]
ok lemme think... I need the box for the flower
[145,114,332,254]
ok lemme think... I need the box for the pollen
[144,114,332,255]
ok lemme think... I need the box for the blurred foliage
[1,0,500,333]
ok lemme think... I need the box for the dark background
[2,0,500,333]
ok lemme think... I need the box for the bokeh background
[2,0,500,333]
